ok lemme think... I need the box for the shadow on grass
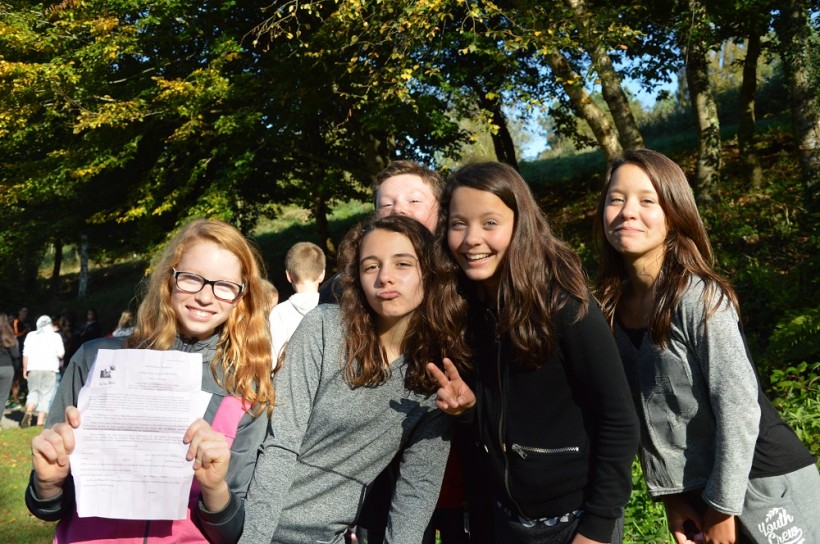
[0,426,55,544]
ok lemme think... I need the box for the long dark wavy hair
[440,162,589,368]
[594,149,739,347]
[337,214,470,393]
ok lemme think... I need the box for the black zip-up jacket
[466,294,639,542]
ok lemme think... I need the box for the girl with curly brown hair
[240,214,470,544]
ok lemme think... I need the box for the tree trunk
[545,51,623,162]
[78,234,89,299]
[18,245,40,297]
[737,31,763,187]
[683,5,721,203]
[475,89,519,170]
[774,0,820,213]
[50,238,63,298]
[564,0,644,151]
[359,129,394,179]
[312,191,335,265]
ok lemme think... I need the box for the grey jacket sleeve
[238,312,325,544]
[386,409,452,544]
[681,282,760,514]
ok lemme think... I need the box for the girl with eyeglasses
[26,219,275,543]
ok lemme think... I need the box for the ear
[285,271,292,283]
[319,270,326,283]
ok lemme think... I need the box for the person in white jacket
[21,315,64,427]
[269,241,325,369]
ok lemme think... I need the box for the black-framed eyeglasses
[172,268,244,302]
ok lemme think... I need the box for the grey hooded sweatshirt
[240,305,451,544]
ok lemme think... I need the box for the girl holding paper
[26,219,275,543]
[239,214,470,544]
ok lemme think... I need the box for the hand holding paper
[70,348,207,520]
[30,406,81,500]
[184,418,231,512]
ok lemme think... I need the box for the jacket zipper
[510,443,580,459]
[495,325,524,514]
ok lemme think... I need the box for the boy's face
[375,174,439,233]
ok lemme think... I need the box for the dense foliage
[2,1,818,302]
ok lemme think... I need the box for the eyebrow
[360,252,418,264]
[378,191,428,200]
[608,188,656,195]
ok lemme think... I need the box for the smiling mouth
[465,253,491,262]
[189,308,213,318]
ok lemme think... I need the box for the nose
[463,226,482,247]
[390,202,409,217]
[620,198,638,219]
[376,266,394,286]
[194,284,216,303]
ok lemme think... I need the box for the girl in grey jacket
[240,215,470,544]
[595,149,818,544]
[27,219,276,544]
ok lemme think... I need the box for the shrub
[767,362,820,460]
[624,460,673,543]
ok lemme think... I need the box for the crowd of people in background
[2,306,122,429]
[9,152,819,544]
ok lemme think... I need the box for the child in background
[9,306,31,410]
[79,309,102,344]
[431,161,639,544]
[261,279,279,310]
[319,159,441,304]
[111,309,135,338]
[239,214,470,544]
[594,149,819,544]
[27,219,274,543]
[269,242,325,368]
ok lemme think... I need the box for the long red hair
[127,219,274,415]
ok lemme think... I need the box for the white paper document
[71,349,209,520]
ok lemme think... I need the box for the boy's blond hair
[285,242,326,284]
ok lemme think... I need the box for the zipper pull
[511,444,526,459]
[484,307,494,322]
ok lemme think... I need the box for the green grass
[624,460,675,543]
[0,425,54,543]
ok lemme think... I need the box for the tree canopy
[1,0,818,297]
